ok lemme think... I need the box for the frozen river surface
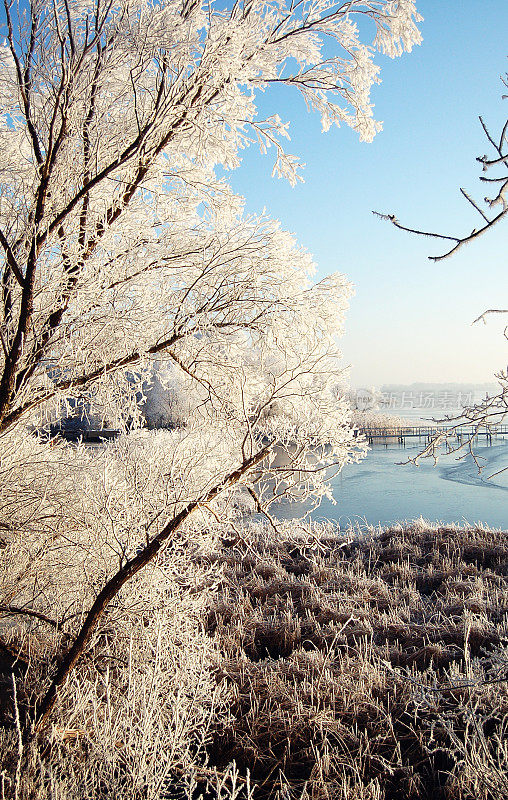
[276,439,508,531]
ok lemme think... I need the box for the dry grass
[1,521,508,799]
[201,521,508,799]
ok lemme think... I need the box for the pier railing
[357,425,508,444]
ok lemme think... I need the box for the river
[274,435,508,531]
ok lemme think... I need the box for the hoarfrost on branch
[0,0,421,729]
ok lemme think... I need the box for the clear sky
[229,0,508,387]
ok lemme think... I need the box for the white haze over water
[378,383,500,423]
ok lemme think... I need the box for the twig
[12,675,23,800]
[0,605,63,631]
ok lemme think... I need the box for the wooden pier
[357,425,508,446]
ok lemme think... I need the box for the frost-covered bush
[351,409,422,431]
[140,363,190,430]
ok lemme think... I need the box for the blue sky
[230,0,508,386]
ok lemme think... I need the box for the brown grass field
[201,521,508,799]
[1,521,508,799]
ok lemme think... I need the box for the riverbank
[2,519,507,799]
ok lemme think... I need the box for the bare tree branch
[374,91,508,261]
[374,79,508,472]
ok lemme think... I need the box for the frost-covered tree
[0,0,421,733]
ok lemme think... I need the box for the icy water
[275,438,508,531]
